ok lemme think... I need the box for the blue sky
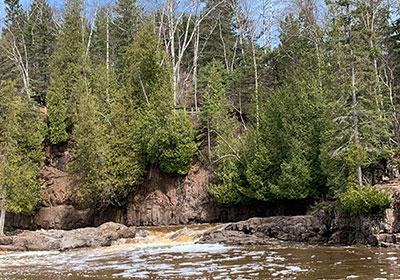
[0,0,61,24]
[0,0,314,48]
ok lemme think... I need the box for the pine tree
[0,80,45,235]
[68,92,106,208]
[124,21,197,175]
[25,0,56,104]
[321,0,391,191]
[112,0,141,76]
[46,0,87,144]
[199,60,244,203]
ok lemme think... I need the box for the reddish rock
[127,164,221,226]
[42,166,69,207]
[34,205,94,230]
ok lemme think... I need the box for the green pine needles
[0,81,45,215]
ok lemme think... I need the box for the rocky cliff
[5,143,309,231]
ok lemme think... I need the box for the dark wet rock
[392,192,400,233]
[0,222,135,252]
[199,205,400,247]
[326,211,383,246]
[200,216,328,245]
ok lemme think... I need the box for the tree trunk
[207,120,211,162]
[0,184,6,236]
[168,0,178,107]
[251,35,259,133]
[262,0,267,53]
[348,4,363,188]
[193,18,200,113]
[106,7,110,102]
[269,0,273,50]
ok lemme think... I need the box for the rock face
[6,143,123,231]
[126,165,310,226]
[200,198,400,248]
[127,165,219,226]
[42,166,69,207]
[0,222,135,252]
[392,192,400,233]
[200,216,328,245]
[34,205,94,230]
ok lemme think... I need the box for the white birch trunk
[348,4,363,188]
[269,0,273,50]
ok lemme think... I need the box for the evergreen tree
[199,60,244,203]
[112,0,141,76]
[68,63,146,207]
[46,0,87,144]
[242,78,326,201]
[0,80,45,235]
[25,0,56,104]
[239,14,326,201]
[68,92,106,208]
[321,0,391,190]
[0,0,28,92]
[124,21,197,175]
[104,84,146,204]
[199,0,240,70]
[91,6,111,67]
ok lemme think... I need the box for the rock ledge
[0,222,135,252]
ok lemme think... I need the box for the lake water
[0,224,400,279]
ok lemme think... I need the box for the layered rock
[199,199,400,247]
[126,165,309,226]
[0,222,135,252]
[200,216,328,245]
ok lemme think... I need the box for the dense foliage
[338,186,392,215]
[0,81,45,214]
[0,0,398,217]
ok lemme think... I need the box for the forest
[0,0,399,234]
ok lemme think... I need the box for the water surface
[1,225,400,279]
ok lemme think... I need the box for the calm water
[1,225,400,280]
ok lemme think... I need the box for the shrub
[338,185,392,215]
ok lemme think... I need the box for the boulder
[0,222,135,252]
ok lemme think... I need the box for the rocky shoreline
[2,148,400,251]
[1,199,400,252]
[199,204,400,248]
[0,222,135,251]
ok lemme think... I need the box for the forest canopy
[0,0,398,221]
